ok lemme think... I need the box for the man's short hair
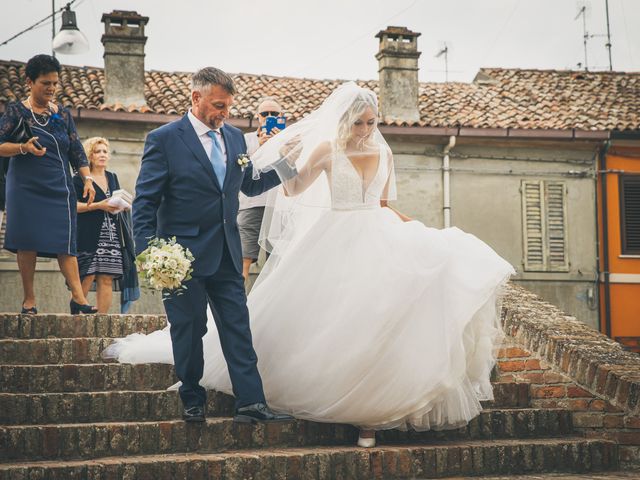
[191,67,236,95]
[256,96,283,114]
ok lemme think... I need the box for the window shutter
[522,180,546,270]
[620,175,640,254]
[522,180,568,272]
[545,182,569,271]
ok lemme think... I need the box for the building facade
[1,15,639,337]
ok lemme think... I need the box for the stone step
[0,364,177,393]
[456,473,639,480]
[0,438,619,479]
[0,390,235,425]
[0,409,574,462]
[0,314,167,339]
[0,339,539,386]
[483,382,530,409]
[0,383,530,425]
[0,361,531,400]
[0,338,115,364]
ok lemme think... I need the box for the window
[521,180,569,272]
[619,175,640,255]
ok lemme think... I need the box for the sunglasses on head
[259,111,281,118]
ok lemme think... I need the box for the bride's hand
[279,135,303,164]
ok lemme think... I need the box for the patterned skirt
[78,214,123,278]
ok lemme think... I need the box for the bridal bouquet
[136,237,194,298]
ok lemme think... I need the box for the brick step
[0,409,574,462]
[0,314,167,339]
[457,473,639,480]
[0,390,235,425]
[0,361,531,399]
[0,339,537,381]
[0,364,177,393]
[0,338,116,364]
[0,438,619,479]
[0,382,530,425]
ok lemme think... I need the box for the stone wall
[499,284,640,467]
[0,118,601,328]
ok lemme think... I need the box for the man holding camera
[238,97,285,281]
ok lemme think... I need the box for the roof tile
[1,61,638,131]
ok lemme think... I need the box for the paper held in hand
[107,189,133,213]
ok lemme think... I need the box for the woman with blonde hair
[74,137,138,313]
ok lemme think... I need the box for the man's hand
[258,127,281,146]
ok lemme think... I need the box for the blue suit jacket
[133,114,280,276]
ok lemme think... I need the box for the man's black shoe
[182,405,206,423]
[233,402,294,424]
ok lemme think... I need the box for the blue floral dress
[0,101,88,257]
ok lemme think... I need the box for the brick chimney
[101,11,149,107]
[375,26,421,123]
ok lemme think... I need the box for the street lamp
[52,3,89,55]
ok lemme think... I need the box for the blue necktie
[207,130,226,187]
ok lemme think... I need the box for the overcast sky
[1,0,638,83]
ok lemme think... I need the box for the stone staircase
[0,312,628,479]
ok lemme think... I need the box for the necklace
[26,97,50,127]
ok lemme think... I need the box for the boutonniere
[237,153,251,171]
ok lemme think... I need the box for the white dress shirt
[187,110,227,161]
[239,131,269,210]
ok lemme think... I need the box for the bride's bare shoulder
[314,141,333,156]
[310,141,334,168]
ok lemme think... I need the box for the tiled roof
[1,60,639,131]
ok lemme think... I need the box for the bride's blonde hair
[336,90,378,151]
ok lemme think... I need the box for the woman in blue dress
[0,54,98,315]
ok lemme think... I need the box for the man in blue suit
[133,67,292,424]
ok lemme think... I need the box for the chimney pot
[101,10,149,107]
[375,26,421,123]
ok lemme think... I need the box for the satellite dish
[52,4,89,55]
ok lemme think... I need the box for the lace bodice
[330,145,389,210]
[0,101,88,171]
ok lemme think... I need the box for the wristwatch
[83,175,94,183]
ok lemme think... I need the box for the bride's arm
[380,145,412,222]
[381,200,412,222]
[281,141,331,196]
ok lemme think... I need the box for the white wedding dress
[107,144,515,431]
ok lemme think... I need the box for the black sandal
[20,305,38,315]
[70,300,98,315]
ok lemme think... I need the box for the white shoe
[357,431,376,448]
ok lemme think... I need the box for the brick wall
[499,284,640,467]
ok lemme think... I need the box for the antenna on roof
[574,1,614,72]
[604,0,613,71]
[435,42,451,83]
[574,1,591,71]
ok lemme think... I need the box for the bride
[105,82,515,448]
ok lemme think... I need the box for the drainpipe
[599,141,612,337]
[443,135,456,228]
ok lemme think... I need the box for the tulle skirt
[105,206,514,431]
